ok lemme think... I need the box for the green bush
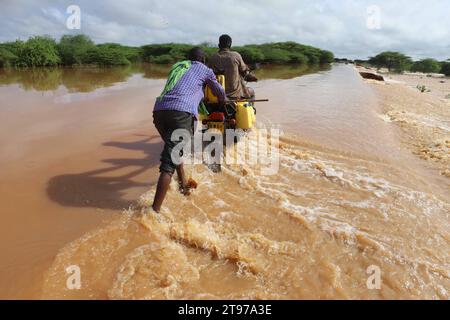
[58,34,95,65]
[141,43,193,64]
[83,46,130,66]
[97,43,143,63]
[320,50,334,64]
[440,62,450,76]
[1,40,24,57]
[411,59,441,73]
[0,41,24,67]
[17,36,60,67]
[288,52,309,64]
[260,48,291,64]
[0,47,18,67]
[150,54,175,64]
[0,34,336,68]
[234,46,265,64]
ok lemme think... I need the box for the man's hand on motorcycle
[245,73,258,82]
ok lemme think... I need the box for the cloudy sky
[0,0,449,60]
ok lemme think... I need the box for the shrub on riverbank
[411,59,442,73]
[368,51,412,73]
[365,52,450,75]
[82,46,130,66]
[1,36,61,67]
[440,61,450,76]
[0,34,333,68]
[58,35,95,65]
[0,47,18,67]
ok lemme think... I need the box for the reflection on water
[0,64,330,93]
[254,64,331,80]
[0,66,137,92]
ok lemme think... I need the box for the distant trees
[368,51,412,72]
[57,34,94,65]
[233,46,265,64]
[112,40,336,66]
[97,43,142,63]
[141,43,192,64]
[366,52,450,76]
[411,58,441,73]
[2,34,449,77]
[0,34,334,68]
[0,47,18,67]
[0,35,135,67]
[440,61,450,76]
[3,34,450,78]
[1,36,61,67]
[230,42,334,66]
[82,46,130,66]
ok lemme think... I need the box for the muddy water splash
[2,64,443,299]
[42,128,449,299]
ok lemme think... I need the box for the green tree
[320,50,334,64]
[411,58,441,73]
[83,46,130,66]
[234,46,265,64]
[97,43,142,63]
[1,40,24,57]
[0,40,24,67]
[151,54,174,64]
[261,48,291,64]
[17,36,60,67]
[1,35,335,68]
[369,51,412,72]
[58,34,95,65]
[440,61,450,76]
[0,47,18,67]
[288,52,309,64]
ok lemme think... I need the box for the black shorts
[153,110,193,174]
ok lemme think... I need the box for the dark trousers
[153,110,193,174]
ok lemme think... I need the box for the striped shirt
[153,61,226,118]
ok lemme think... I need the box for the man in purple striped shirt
[152,47,226,213]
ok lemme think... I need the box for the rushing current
[0,64,448,299]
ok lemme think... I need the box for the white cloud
[0,0,449,60]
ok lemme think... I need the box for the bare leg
[176,163,187,193]
[152,171,172,213]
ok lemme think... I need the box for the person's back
[209,34,256,99]
[151,47,226,213]
[209,49,249,99]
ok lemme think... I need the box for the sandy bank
[357,67,450,178]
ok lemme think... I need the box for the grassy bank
[0,34,334,68]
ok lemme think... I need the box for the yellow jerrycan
[235,102,255,130]
[204,75,225,103]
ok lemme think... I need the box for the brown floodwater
[0,64,448,299]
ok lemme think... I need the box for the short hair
[219,34,232,49]
[188,47,206,63]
